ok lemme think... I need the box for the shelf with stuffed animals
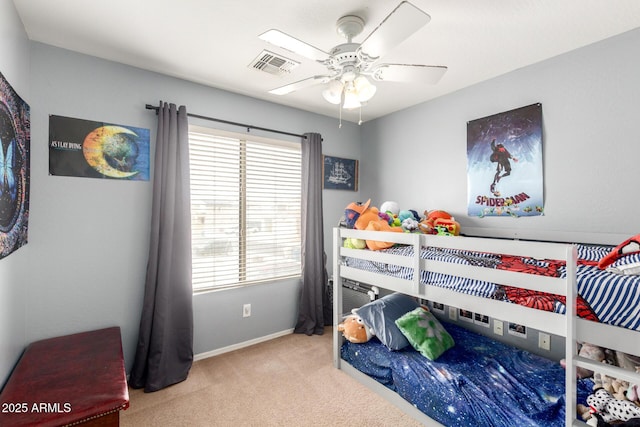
[565,342,640,426]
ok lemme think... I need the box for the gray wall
[360,27,640,238]
[0,0,31,385]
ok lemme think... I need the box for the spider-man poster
[0,72,30,260]
[467,103,543,217]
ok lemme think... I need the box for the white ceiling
[13,0,640,124]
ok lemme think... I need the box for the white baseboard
[193,328,295,361]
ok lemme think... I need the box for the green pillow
[395,307,455,360]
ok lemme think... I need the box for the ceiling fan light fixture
[354,75,376,102]
[342,82,362,110]
[322,80,344,104]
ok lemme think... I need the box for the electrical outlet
[449,306,457,320]
[243,303,251,318]
[493,320,504,336]
[538,332,551,350]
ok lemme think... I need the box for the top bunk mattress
[342,243,640,331]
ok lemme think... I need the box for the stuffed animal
[627,383,640,405]
[598,234,640,269]
[380,201,399,217]
[590,359,639,403]
[378,210,393,224]
[354,205,382,231]
[594,373,630,400]
[354,205,403,250]
[342,199,371,229]
[337,312,374,344]
[388,215,402,227]
[418,210,461,236]
[379,201,402,226]
[613,379,631,401]
[586,388,640,424]
[364,220,403,250]
[561,342,606,379]
[402,218,419,232]
[434,218,460,235]
[343,237,366,249]
[622,366,640,405]
[398,209,421,223]
[578,403,592,422]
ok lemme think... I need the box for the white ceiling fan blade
[359,1,431,61]
[259,29,329,62]
[269,75,332,95]
[371,64,447,84]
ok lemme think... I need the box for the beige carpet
[121,327,422,426]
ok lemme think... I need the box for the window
[189,125,302,292]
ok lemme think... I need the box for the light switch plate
[493,320,503,336]
[538,332,551,350]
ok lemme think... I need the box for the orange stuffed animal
[365,220,403,250]
[337,313,374,343]
[354,205,403,250]
[354,206,382,231]
[419,210,461,236]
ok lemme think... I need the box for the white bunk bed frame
[332,227,640,427]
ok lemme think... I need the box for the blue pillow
[356,293,420,350]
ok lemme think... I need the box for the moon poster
[466,103,543,218]
[0,72,30,260]
[49,115,150,181]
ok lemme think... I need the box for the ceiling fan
[259,1,447,117]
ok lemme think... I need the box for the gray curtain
[295,132,331,335]
[129,102,193,392]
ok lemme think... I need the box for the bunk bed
[332,227,640,427]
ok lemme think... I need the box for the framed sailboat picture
[323,155,358,191]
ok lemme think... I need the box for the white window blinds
[189,126,302,292]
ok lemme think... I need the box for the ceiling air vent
[249,50,300,76]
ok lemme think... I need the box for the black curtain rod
[145,104,307,139]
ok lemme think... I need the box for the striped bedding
[342,243,640,331]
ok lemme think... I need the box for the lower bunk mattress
[341,321,593,427]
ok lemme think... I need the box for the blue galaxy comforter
[341,322,593,427]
